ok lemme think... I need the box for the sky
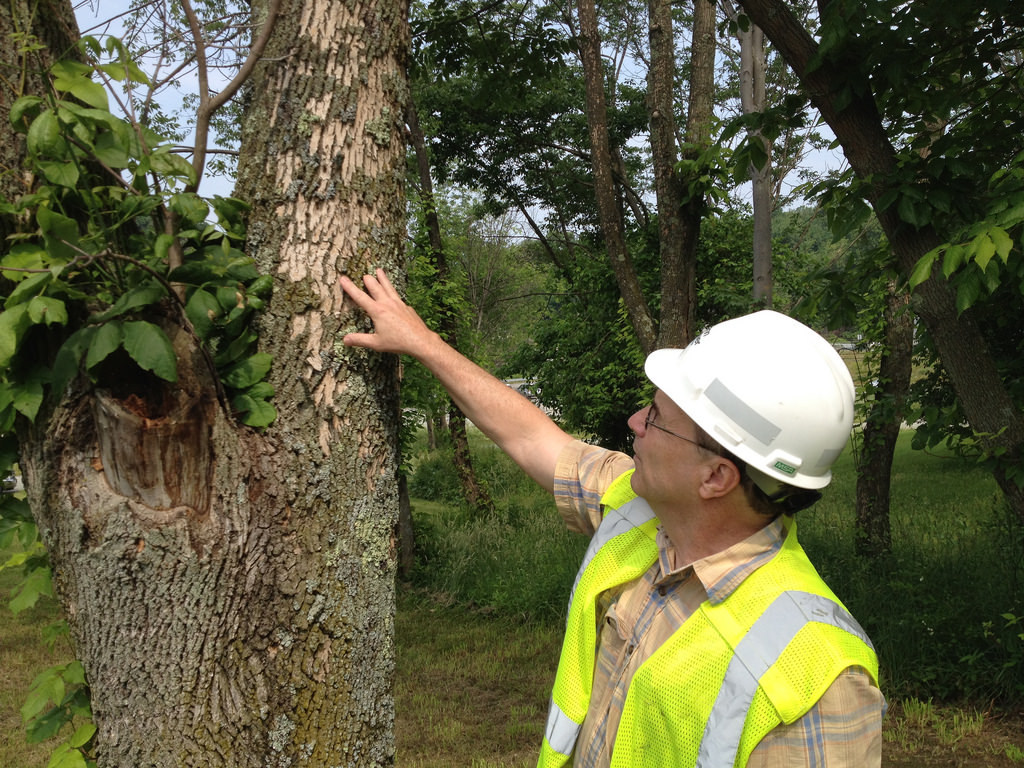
[73,0,237,198]
[69,0,845,208]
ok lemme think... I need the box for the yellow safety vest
[538,471,878,768]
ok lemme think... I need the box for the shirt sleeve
[746,666,886,767]
[552,439,634,537]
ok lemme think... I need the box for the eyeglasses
[643,404,706,450]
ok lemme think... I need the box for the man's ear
[698,456,742,500]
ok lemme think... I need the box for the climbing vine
[0,35,275,766]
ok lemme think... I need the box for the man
[340,270,884,768]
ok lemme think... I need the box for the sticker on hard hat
[773,460,797,475]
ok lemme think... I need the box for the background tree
[735,0,1024,521]
[718,0,827,309]
[407,100,493,513]
[2,0,409,764]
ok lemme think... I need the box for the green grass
[0,564,74,768]
[409,429,1024,703]
[394,589,562,768]
[798,435,1023,702]
[4,428,1023,766]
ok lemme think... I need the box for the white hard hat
[645,310,855,490]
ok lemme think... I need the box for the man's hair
[693,426,822,517]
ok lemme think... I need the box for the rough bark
[0,0,79,241]
[16,0,410,765]
[737,0,1024,520]
[575,0,658,354]
[396,474,415,579]
[855,284,912,558]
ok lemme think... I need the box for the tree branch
[187,0,282,194]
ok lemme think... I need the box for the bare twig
[186,0,283,194]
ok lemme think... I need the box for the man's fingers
[342,331,377,349]
[372,268,401,299]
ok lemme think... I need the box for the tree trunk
[737,0,1024,521]
[854,284,912,558]
[397,474,416,579]
[738,23,773,309]
[406,100,494,514]
[0,0,79,242]
[658,0,716,347]
[646,0,691,347]
[17,0,410,765]
[575,0,658,354]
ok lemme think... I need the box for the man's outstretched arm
[341,269,573,493]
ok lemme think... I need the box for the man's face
[627,391,706,508]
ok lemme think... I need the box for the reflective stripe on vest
[544,698,579,758]
[696,590,875,768]
[540,492,659,767]
[541,470,878,768]
[565,494,657,624]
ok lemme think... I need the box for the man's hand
[341,269,438,356]
[340,267,571,492]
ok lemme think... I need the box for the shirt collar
[655,516,790,604]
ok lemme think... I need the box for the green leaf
[955,269,982,314]
[213,328,257,367]
[897,194,927,228]
[22,667,63,721]
[26,111,65,156]
[232,394,277,427]
[122,321,177,382]
[154,233,175,263]
[184,289,220,340]
[221,352,272,389]
[88,280,167,323]
[93,131,130,167]
[2,244,49,279]
[47,743,89,768]
[6,271,52,306]
[0,495,31,528]
[51,61,108,110]
[38,160,80,187]
[989,226,1014,262]
[62,661,86,686]
[66,685,91,719]
[10,95,43,132]
[909,250,938,288]
[85,321,123,370]
[168,261,218,285]
[248,274,274,298]
[25,708,68,744]
[12,379,44,421]
[215,285,243,313]
[51,327,95,397]
[150,151,197,186]
[941,244,965,278]
[226,260,260,283]
[210,195,250,232]
[68,721,96,749]
[28,296,68,326]
[37,207,79,261]
[168,192,208,224]
[970,232,997,272]
[10,566,53,614]
[41,620,69,647]
[244,381,275,400]
[0,304,32,368]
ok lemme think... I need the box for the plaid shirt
[552,440,885,768]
